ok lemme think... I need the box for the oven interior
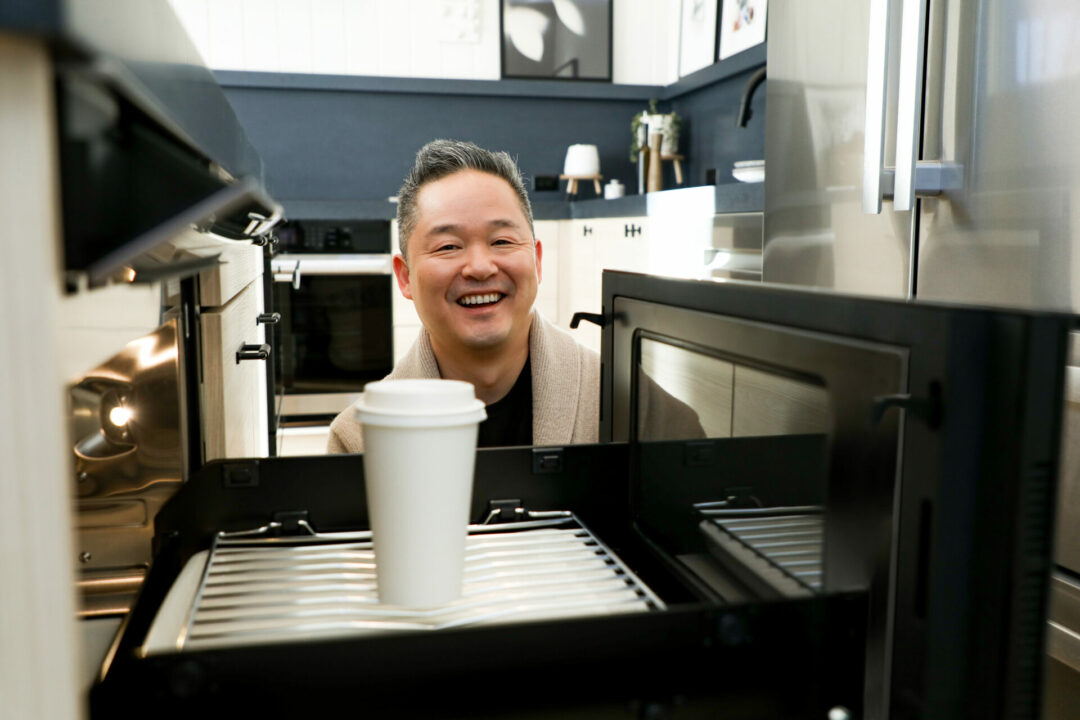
[91,272,1073,719]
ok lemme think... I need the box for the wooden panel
[198,243,264,307]
[640,338,733,438]
[200,278,269,460]
[732,366,832,438]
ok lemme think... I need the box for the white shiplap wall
[168,0,681,85]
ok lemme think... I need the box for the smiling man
[327,139,599,452]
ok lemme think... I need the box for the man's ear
[534,238,543,284]
[392,254,413,300]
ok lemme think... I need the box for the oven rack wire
[142,515,664,655]
[696,503,824,598]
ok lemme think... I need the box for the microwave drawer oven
[91,272,1075,719]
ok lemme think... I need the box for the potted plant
[630,99,682,159]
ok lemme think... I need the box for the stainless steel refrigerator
[763,1,1080,717]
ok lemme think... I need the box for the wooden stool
[661,154,685,185]
[560,174,602,196]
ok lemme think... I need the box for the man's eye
[493,238,513,246]
[436,244,459,252]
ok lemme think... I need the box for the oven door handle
[273,262,303,289]
[270,255,394,285]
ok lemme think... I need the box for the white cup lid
[354,379,486,427]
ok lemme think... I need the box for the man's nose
[461,244,497,279]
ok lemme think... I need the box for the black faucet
[735,66,767,127]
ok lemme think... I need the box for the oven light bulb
[109,405,135,427]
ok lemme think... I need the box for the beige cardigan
[327,312,600,453]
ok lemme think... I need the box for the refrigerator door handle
[862,0,893,214]
[881,161,963,199]
[893,0,930,212]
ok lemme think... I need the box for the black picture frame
[500,0,613,82]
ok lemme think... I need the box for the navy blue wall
[221,83,648,205]
[671,65,766,187]
[217,57,765,214]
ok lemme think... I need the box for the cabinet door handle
[236,343,272,363]
[624,224,642,237]
[257,312,281,325]
[582,225,593,236]
[570,311,604,329]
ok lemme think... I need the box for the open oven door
[599,269,1074,720]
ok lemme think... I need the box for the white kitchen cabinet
[198,244,270,461]
[560,217,650,353]
[533,219,562,324]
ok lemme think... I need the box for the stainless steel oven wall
[68,317,186,617]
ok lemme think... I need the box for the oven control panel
[276,220,391,254]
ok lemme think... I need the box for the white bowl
[732,159,765,183]
[564,144,600,176]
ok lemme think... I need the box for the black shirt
[477,357,532,448]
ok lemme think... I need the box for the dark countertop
[282,182,763,223]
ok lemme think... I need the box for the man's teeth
[459,293,501,306]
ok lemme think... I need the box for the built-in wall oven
[270,220,394,421]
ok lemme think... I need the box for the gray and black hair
[396,139,534,258]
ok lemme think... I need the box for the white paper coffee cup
[353,379,486,607]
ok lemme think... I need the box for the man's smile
[456,292,506,307]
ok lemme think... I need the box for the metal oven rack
[696,504,824,599]
[142,514,665,654]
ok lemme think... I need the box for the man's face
[393,169,542,356]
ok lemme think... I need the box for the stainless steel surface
[77,569,147,618]
[862,0,892,214]
[707,212,762,281]
[144,517,663,654]
[765,0,914,297]
[769,0,1080,310]
[911,1,1080,313]
[916,0,1080,313]
[1049,573,1080,672]
[68,319,187,614]
[892,0,928,212]
[1057,350,1080,575]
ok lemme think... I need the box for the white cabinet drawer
[200,277,269,460]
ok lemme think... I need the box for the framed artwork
[718,0,768,61]
[500,0,612,81]
[678,0,720,78]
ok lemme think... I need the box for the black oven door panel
[273,274,393,396]
[599,270,1073,720]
